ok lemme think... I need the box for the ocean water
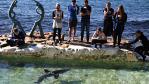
[0,63,149,84]
[0,0,149,37]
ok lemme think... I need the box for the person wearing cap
[52,3,64,45]
[68,0,79,42]
[91,27,107,48]
[103,1,114,36]
[127,30,149,61]
[0,28,25,48]
[80,0,91,43]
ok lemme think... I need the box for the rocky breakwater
[0,43,138,62]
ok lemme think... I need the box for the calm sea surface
[0,63,149,84]
[0,0,149,37]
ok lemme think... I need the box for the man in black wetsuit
[128,30,149,61]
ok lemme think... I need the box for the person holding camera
[127,30,149,61]
[52,3,64,45]
[68,0,79,42]
[80,0,91,43]
[103,1,114,36]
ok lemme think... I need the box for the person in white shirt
[52,3,64,44]
[91,27,107,48]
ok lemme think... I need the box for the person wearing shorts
[68,0,79,41]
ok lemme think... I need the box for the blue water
[0,63,149,84]
[0,0,149,37]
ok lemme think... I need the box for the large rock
[0,43,138,62]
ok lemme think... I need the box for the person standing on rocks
[113,5,127,47]
[80,0,92,43]
[103,1,114,36]
[68,0,79,42]
[52,3,64,45]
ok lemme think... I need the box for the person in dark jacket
[80,0,91,43]
[0,28,25,48]
[128,30,149,61]
[103,1,114,36]
[113,5,127,47]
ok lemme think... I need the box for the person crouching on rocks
[52,3,64,45]
[91,27,107,48]
[127,30,149,61]
[0,28,25,48]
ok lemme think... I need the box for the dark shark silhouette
[34,69,70,84]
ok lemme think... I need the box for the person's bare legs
[72,27,76,41]
[68,28,72,42]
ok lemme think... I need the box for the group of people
[0,0,148,61]
[52,0,127,47]
[103,2,127,47]
[91,1,127,48]
[52,0,91,43]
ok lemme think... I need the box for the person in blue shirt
[68,0,79,42]
[80,0,91,43]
